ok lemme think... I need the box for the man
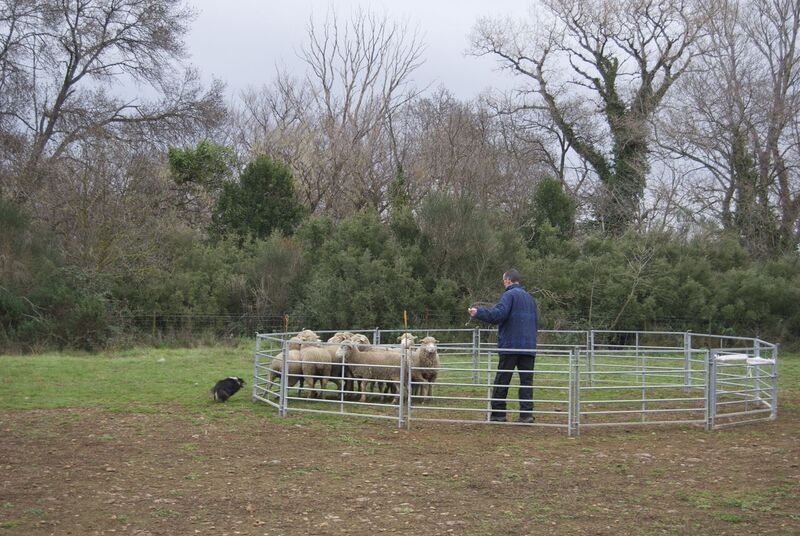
[468,269,538,423]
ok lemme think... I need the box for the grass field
[0,342,798,535]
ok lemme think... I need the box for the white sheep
[300,340,336,398]
[300,332,370,399]
[335,340,405,403]
[412,336,440,401]
[269,331,319,392]
[398,333,439,401]
[350,333,372,351]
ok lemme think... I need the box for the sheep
[398,333,439,401]
[412,336,440,401]
[335,340,405,403]
[300,331,367,399]
[350,333,372,351]
[327,331,354,344]
[299,340,336,398]
[268,331,320,392]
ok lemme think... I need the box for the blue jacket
[475,283,538,355]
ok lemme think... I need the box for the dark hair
[503,269,522,283]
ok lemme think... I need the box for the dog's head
[227,376,245,389]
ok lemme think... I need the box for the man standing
[468,269,538,423]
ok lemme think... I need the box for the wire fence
[110,312,758,342]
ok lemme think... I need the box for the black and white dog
[212,376,246,402]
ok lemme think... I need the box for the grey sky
[186,0,532,100]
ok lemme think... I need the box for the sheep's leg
[269,372,279,392]
[308,375,318,398]
[378,381,391,403]
[383,381,400,404]
[350,376,367,403]
[358,379,367,403]
[342,378,354,400]
[328,376,341,399]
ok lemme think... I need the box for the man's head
[503,269,522,287]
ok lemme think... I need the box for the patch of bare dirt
[1,404,798,535]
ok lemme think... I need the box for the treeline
[2,185,798,351]
[1,2,799,351]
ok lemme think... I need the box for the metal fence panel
[253,329,779,435]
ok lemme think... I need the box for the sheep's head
[298,329,320,341]
[335,341,355,362]
[398,332,417,349]
[288,330,320,350]
[419,336,438,353]
[350,333,372,351]
[327,331,353,343]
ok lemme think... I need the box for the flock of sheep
[268,330,440,403]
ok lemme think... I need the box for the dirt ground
[1,402,798,536]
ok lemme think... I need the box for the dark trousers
[491,353,535,417]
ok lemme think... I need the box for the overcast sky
[186,0,532,100]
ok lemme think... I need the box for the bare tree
[0,0,225,203]
[397,88,549,222]
[472,0,707,234]
[305,7,425,216]
[661,0,800,254]
[237,8,424,218]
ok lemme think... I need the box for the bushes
[2,191,798,351]
[525,231,798,344]
[1,265,112,351]
[294,211,424,330]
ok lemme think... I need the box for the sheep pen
[254,328,779,435]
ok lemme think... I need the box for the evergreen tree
[211,155,307,241]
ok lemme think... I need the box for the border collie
[212,377,246,402]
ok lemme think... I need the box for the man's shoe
[489,415,507,422]
[518,415,535,424]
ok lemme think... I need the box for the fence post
[472,327,479,384]
[569,347,581,437]
[252,333,261,401]
[486,350,494,421]
[373,327,380,346]
[771,345,779,420]
[705,350,716,431]
[589,330,595,386]
[684,331,692,388]
[279,338,289,418]
[398,345,406,429]
[753,338,763,401]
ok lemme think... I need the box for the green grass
[0,343,254,412]
[0,343,797,417]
